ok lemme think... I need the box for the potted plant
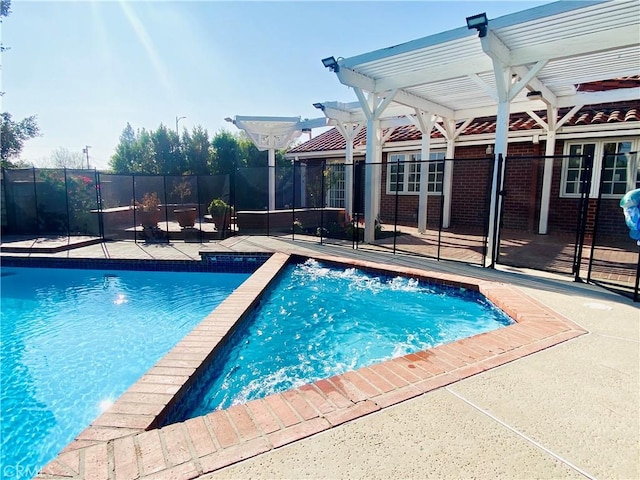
[136,192,162,230]
[208,198,231,235]
[172,178,197,228]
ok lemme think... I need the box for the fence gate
[496,154,593,278]
[586,151,640,300]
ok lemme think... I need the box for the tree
[0,0,11,19]
[182,126,213,175]
[110,123,137,173]
[151,124,183,175]
[237,135,267,168]
[50,147,85,169]
[210,130,241,174]
[1,112,40,168]
[110,123,194,174]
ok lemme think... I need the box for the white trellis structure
[225,116,326,210]
[318,0,640,264]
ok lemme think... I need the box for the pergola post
[344,140,354,220]
[443,136,456,229]
[352,89,397,243]
[486,98,510,266]
[334,122,364,220]
[437,118,471,229]
[364,117,382,243]
[412,110,435,233]
[537,104,583,234]
[268,148,276,210]
[538,106,558,234]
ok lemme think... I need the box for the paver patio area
[2,236,638,479]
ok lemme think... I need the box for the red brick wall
[449,146,494,230]
[501,144,541,232]
[595,199,629,238]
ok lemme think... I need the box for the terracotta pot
[137,209,161,228]
[174,208,197,228]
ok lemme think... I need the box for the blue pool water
[0,267,248,474]
[169,259,512,422]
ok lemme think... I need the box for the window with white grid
[562,140,638,198]
[386,152,444,195]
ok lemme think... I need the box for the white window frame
[386,151,445,195]
[560,138,639,198]
[325,161,345,208]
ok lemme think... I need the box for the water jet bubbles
[113,294,127,305]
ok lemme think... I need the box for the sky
[2,0,549,169]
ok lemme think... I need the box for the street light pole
[176,116,186,134]
[82,145,91,169]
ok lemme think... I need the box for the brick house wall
[297,134,636,239]
[374,140,633,238]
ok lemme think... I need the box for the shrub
[208,198,230,216]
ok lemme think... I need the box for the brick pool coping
[36,252,587,480]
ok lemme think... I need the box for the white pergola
[225,116,326,210]
[319,0,640,264]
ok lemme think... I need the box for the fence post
[573,154,593,281]
[489,154,504,269]
[196,174,203,243]
[132,175,138,244]
[320,159,326,245]
[32,167,40,236]
[587,153,608,283]
[393,156,401,254]
[163,175,169,242]
[63,168,71,238]
[266,166,270,237]
[292,161,296,241]
[95,170,104,239]
[634,249,640,302]
[437,159,446,261]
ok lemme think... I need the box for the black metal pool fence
[2,157,638,301]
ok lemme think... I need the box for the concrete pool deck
[5,236,638,479]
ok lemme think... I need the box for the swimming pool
[28,253,587,479]
[0,264,249,475]
[166,259,513,422]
